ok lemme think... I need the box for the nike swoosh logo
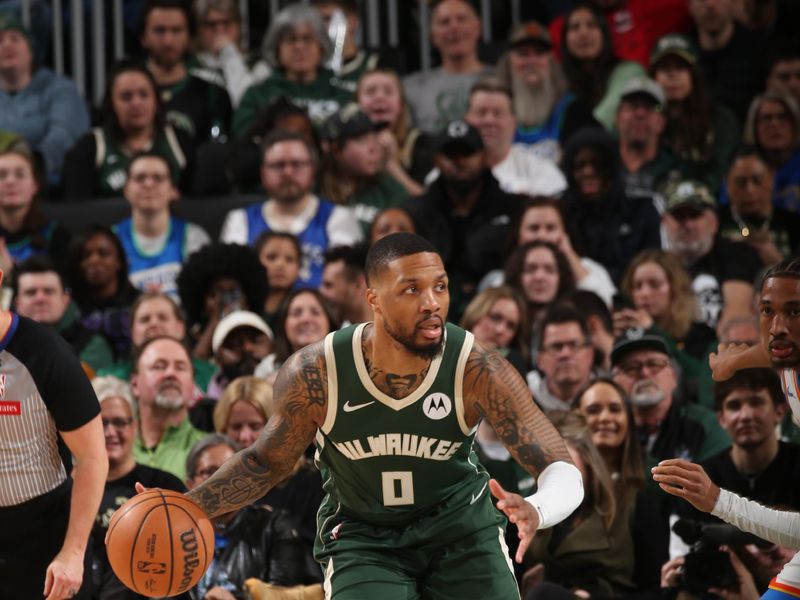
[343,400,375,412]
[470,482,488,505]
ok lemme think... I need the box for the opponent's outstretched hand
[489,479,540,563]
[709,343,759,382]
[651,459,720,513]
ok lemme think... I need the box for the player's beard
[383,316,444,360]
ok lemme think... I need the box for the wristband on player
[524,461,584,530]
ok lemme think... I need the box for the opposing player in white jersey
[652,258,800,599]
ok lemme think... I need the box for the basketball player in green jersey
[180,233,584,598]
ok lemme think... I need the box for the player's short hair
[760,257,800,290]
[364,233,440,286]
[713,368,786,412]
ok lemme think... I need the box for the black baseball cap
[434,120,484,156]
[611,332,671,366]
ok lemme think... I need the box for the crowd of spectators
[3,0,800,598]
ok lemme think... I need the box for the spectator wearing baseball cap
[661,179,761,332]
[614,76,683,198]
[610,330,729,469]
[649,34,740,193]
[404,119,523,319]
[207,310,274,399]
[0,13,89,185]
[496,21,598,161]
[318,103,408,237]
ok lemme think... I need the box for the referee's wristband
[524,461,584,530]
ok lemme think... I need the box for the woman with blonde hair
[524,412,666,599]
[460,285,530,373]
[213,375,273,448]
[613,249,716,406]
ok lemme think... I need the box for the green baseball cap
[650,34,699,68]
[664,180,716,214]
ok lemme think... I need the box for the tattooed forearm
[188,341,327,518]
[464,343,571,475]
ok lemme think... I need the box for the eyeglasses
[263,159,312,172]
[129,172,169,184]
[102,417,134,429]
[616,358,670,377]
[192,466,221,480]
[542,340,590,354]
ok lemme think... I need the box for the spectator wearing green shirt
[318,104,407,236]
[131,336,206,480]
[232,4,352,139]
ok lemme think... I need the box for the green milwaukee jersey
[92,127,186,196]
[316,322,489,528]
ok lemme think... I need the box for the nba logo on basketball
[423,393,452,420]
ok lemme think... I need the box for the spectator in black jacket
[661,179,761,332]
[403,120,523,318]
[560,126,662,284]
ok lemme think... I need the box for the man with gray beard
[662,180,761,332]
[611,333,729,467]
[496,21,597,161]
[131,335,207,480]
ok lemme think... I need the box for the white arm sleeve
[712,488,800,550]
[525,461,584,530]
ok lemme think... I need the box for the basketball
[105,489,215,598]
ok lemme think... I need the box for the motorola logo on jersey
[423,393,452,420]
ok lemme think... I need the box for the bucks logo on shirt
[315,322,489,529]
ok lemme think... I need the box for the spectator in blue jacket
[0,13,89,184]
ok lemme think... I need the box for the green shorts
[316,493,520,600]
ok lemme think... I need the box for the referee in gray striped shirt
[0,268,107,600]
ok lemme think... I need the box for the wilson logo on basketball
[422,393,452,420]
[177,528,200,592]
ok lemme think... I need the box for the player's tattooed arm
[464,341,571,475]
[187,342,327,518]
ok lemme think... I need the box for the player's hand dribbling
[489,479,540,563]
[44,548,84,600]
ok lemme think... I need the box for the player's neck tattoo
[362,341,430,399]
